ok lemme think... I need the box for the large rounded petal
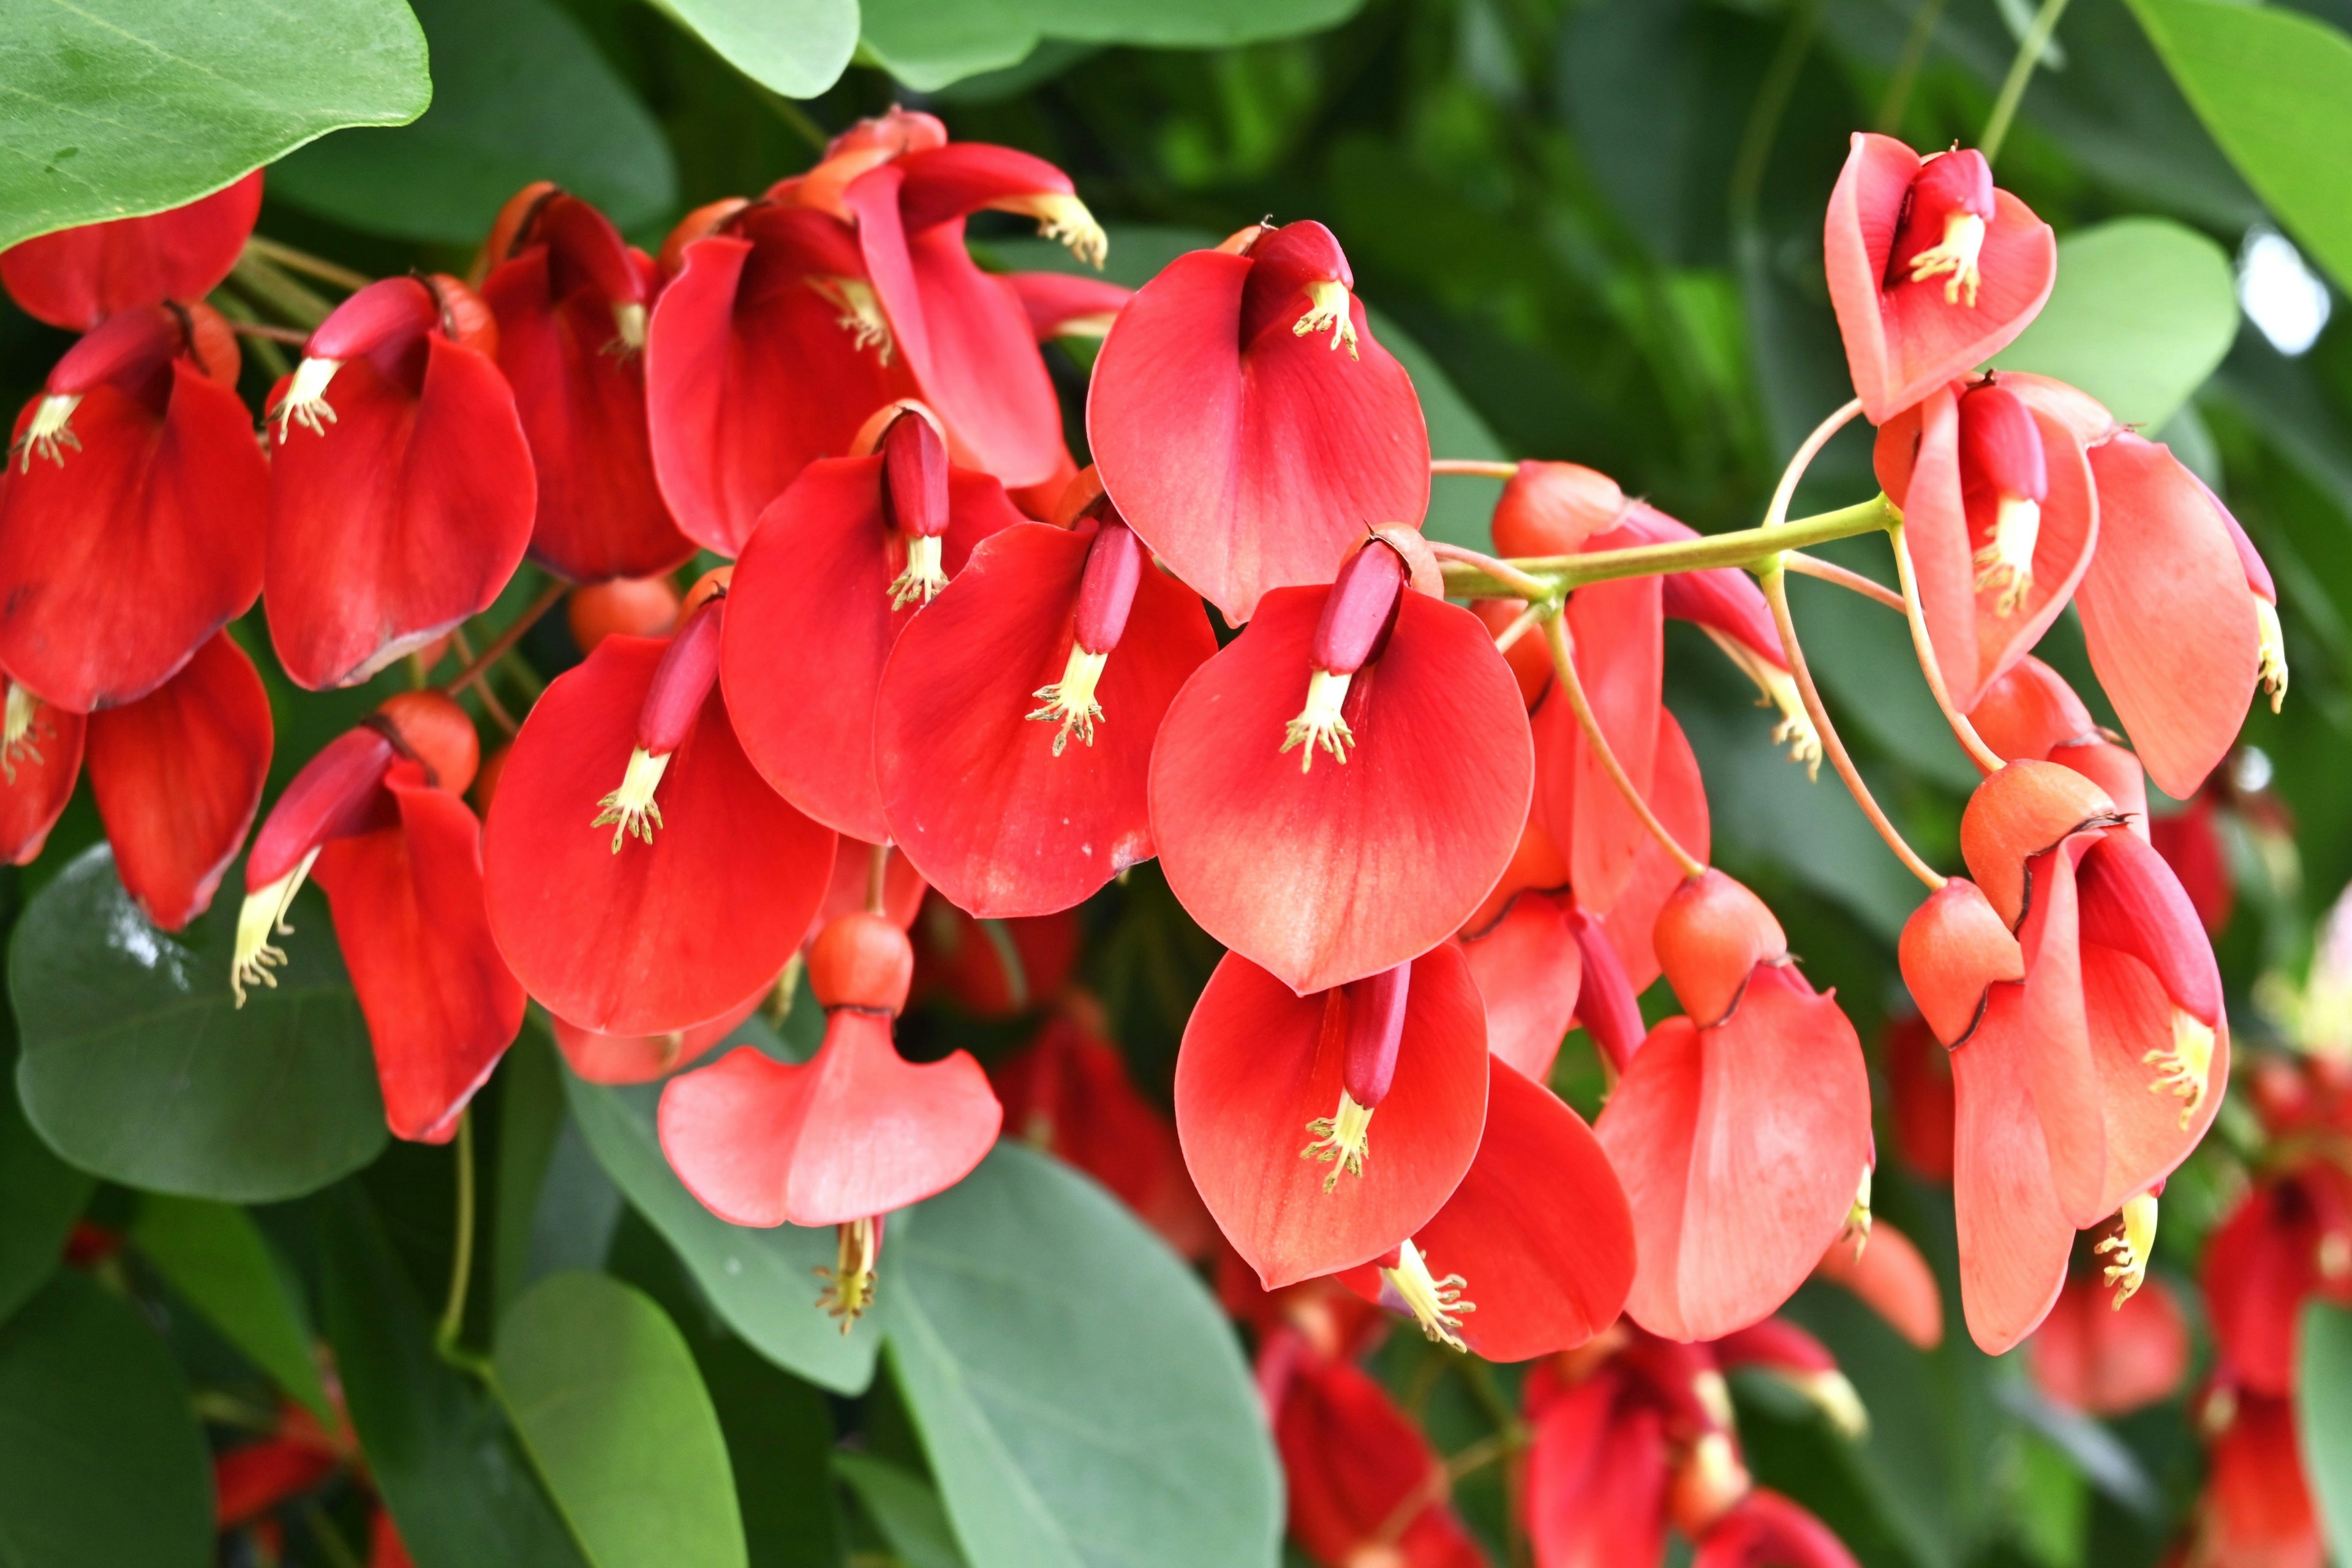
[1460,892,1581,1084]
[2080,944,2230,1215]
[1175,945,1489,1289]
[876,522,1216,916]
[1949,981,2076,1354]
[315,766,525,1144]
[1,172,262,330]
[2015,843,2109,1228]
[0,688,83,862]
[1151,587,1532,994]
[657,1012,1000,1227]
[484,635,837,1036]
[265,339,535,689]
[0,366,266,710]
[83,631,270,929]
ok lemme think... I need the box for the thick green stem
[1436,496,1893,601]
[1980,0,2075,166]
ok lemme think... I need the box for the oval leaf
[2300,1299,2352,1565]
[0,1027,89,1327]
[131,1193,334,1425]
[859,0,1368,92]
[654,0,861,99]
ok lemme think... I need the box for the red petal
[1597,707,1711,990]
[0,688,83,862]
[2206,1390,2324,1565]
[807,840,927,942]
[1006,272,1131,341]
[1460,892,1581,1084]
[2075,433,2261,797]
[1,173,262,331]
[2015,843,2109,1227]
[1087,238,1430,625]
[483,248,692,582]
[655,1011,1000,1226]
[550,985,767,1086]
[1812,1221,1945,1351]
[722,456,1023,841]
[1150,587,1532,993]
[2204,1173,2341,1396]
[1527,1375,1670,1568]
[483,634,837,1035]
[1949,981,2075,1353]
[2081,944,2230,1213]
[315,766,524,1143]
[265,339,535,689]
[84,631,270,929]
[0,364,266,710]
[1175,945,1489,1289]
[1874,388,1978,705]
[2028,1273,2188,1416]
[889,143,1075,229]
[1599,967,1871,1341]
[1273,1341,1482,1568]
[1691,1490,1861,1568]
[876,522,1216,916]
[1556,570,1662,913]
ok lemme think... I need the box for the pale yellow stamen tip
[998,192,1107,270]
[1973,495,2040,616]
[888,534,946,609]
[1300,1090,1374,1193]
[1693,1369,1735,1431]
[2144,1008,2215,1130]
[592,747,671,852]
[1705,628,1820,778]
[807,277,894,364]
[1,682,45,785]
[1280,668,1355,772]
[1382,1239,1472,1352]
[814,1216,881,1333]
[1027,646,1109,756]
[2256,598,2289,714]
[1294,279,1360,359]
[13,394,81,472]
[1909,210,1987,306]
[1844,1164,1874,1257]
[230,849,320,1008]
[271,357,342,442]
[1796,1370,1869,1440]
[610,300,648,354]
[2096,1192,2160,1307]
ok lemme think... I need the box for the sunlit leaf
[1999,217,2237,430]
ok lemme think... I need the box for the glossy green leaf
[1997,217,2238,430]
[0,1027,88,1327]
[270,0,676,244]
[859,0,1368,91]
[563,1071,877,1395]
[0,0,427,249]
[132,1193,333,1425]
[12,846,386,1203]
[2299,1298,2352,1564]
[494,1028,570,1320]
[2127,0,2352,293]
[884,1144,1280,1568]
[320,1186,587,1568]
[834,1455,970,1568]
[0,1269,212,1568]
[652,0,861,100]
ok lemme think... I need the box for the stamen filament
[1382,1239,1474,1351]
[2095,1192,2160,1307]
[1909,211,1987,306]
[1294,279,1360,359]
[1973,495,2040,616]
[1300,1089,1374,1192]
[13,394,81,472]
[1701,627,1822,777]
[2144,1008,2215,1130]
[808,277,893,363]
[231,848,322,1006]
[1027,646,1110,756]
[2256,598,2290,714]
[815,1215,883,1332]
[1280,668,1355,771]
[888,534,946,609]
[592,746,671,851]
[1,682,46,783]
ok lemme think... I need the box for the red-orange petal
[1811,1221,1945,1351]
[1460,892,1581,1084]
[0,687,84,863]
[1,173,263,331]
[2028,1273,2189,1415]
[551,985,768,1086]
[1949,980,2075,1354]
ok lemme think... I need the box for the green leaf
[2299,1298,2352,1564]
[494,1028,570,1321]
[132,1193,333,1426]
[320,1186,589,1568]
[0,1026,88,1327]
[884,1144,1280,1568]
[834,1455,971,1568]
[0,1269,212,1568]
[2127,0,2352,294]
[270,0,677,243]
[1997,217,2238,431]
[0,0,428,249]
[650,0,861,100]
[859,0,1368,92]
[563,1071,878,1395]
[11,846,386,1203]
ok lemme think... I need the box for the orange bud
[658,197,750,278]
[472,742,510,818]
[376,690,479,795]
[476,180,560,284]
[1897,878,2022,1046]
[683,566,732,616]
[808,911,915,1014]
[569,576,682,654]
[1959,760,2119,925]
[1491,461,1627,557]
[1654,870,1786,1028]
[1968,657,2093,761]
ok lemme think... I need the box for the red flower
[1150,535,1532,994]
[1823,135,2055,421]
[2203,1163,2352,1396]
[875,493,1216,916]
[1088,221,1430,624]
[265,275,535,689]
[477,184,693,583]
[232,692,521,1143]
[1597,871,1873,1341]
[1175,944,1490,1289]
[1525,1361,1673,1568]
[2195,1385,2325,1568]
[484,585,837,1036]
[2030,1272,2190,1415]
[1811,1221,1946,1351]
[0,303,265,712]
[1,173,263,330]
[721,405,1025,842]
[1692,1490,1862,1568]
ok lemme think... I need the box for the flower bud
[1491,461,1627,556]
[569,576,682,655]
[1967,658,2094,761]
[1654,870,1786,1028]
[1567,906,1645,1073]
[1958,760,2121,925]
[1894,149,1996,307]
[1897,879,2022,1047]
[808,911,916,1013]
[1339,962,1410,1110]
[1959,382,2048,616]
[1310,538,1408,676]
[375,690,478,795]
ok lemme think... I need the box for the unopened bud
[1654,870,1787,1028]
[1958,760,2122,925]
[1897,878,2023,1047]
[1491,461,1627,557]
[808,911,916,1014]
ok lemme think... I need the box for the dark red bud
[537,194,647,306]
[1338,961,1410,1109]
[809,911,915,1012]
[375,690,479,795]
[635,596,725,756]
[246,728,397,890]
[1310,538,1407,676]
[1654,870,1787,1028]
[309,276,440,362]
[1897,878,2022,1046]
[1959,760,2120,925]
[1567,906,1645,1072]
[882,412,950,541]
[1959,383,2047,503]
[2076,831,2222,1025]
[43,304,188,398]
[1911,148,1996,224]
[1072,518,1145,656]
[1491,461,1627,557]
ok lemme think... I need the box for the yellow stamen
[1382,1239,1472,1351]
[2319,1231,2350,1282]
[1909,210,1988,306]
[2,682,47,785]
[2096,1192,2159,1306]
[271,356,343,442]
[888,534,947,609]
[1794,1370,1869,1439]
[1703,628,1820,776]
[13,394,81,472]
[1280,668,1355,772]
[2256,598,2289,714]
[1300,1089,1374,1193]
[1294,279,1360,359]
[993,192,1107,269]
[814,1216,881,1332]
[1027,646,1109,756]
[1693,1370,1735,1431]
[609,300,649,355]
[807,277,894,363]
[1972,495,2040,616]
[1843,1164,1874,1258]
[2144,1008,2215,1131]
[592,746,671,852]
[230,848,322,1007]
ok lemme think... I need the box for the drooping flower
[1175,943,1490,1289]
[1088,220,1430,624]
[1823,136,2056,421]
[483,582,837,1036]
[477,184,693,583]
[0,303,266,711]
[1966,655,2147,828]
[1596,870,1874,1342]
[2029,1270,2190,1416]
[1150,533,1532,993]
[231,692,522,1144]
[265,275,537,690]
[876,486,1216,917]
[721,404,1025,842]
[2202,1161,2352,1398]
[2193,1384,2326,1568]
[1,172,263,330]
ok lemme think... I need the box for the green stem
[1980,0,2075,166]
[439,1110,477,1352]
[1728,0,1826,230]
[1874,0,1950,134]
[1435,496,1894,600]
[227,251,334,331]
[245,235,372,293]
